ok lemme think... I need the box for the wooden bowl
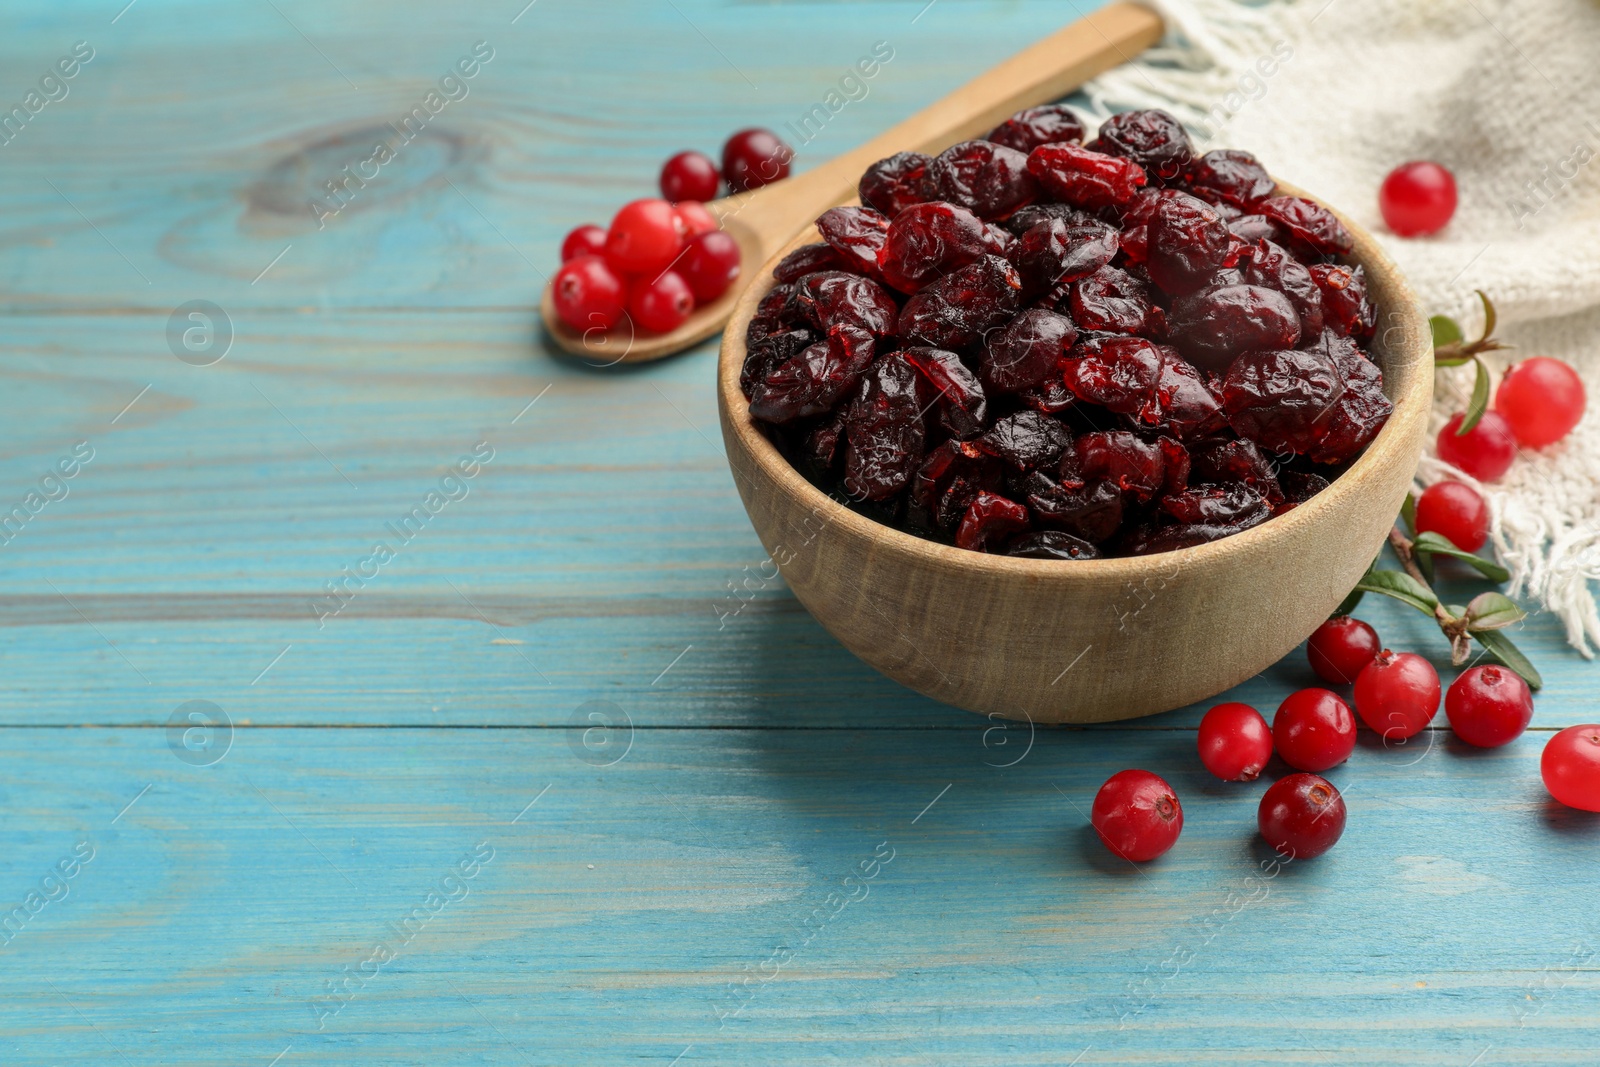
[716,186,1433,723]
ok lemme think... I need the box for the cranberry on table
[1258,773,1346,859]
[1197,702,1274,782]
[604,198,684,276]
[659,150,720,203]
[1091,769,1183,862]
[1444,665,1533,747]
[722,127,792,192]
[627,270,695,333]
[1495,357,1587,448]
[1541,725,1600,812]
[1306,616,1381,685]
[560,224,607,262]
[679,231,741,303]
[1273,688,1357,772]
[1379,161,1457,237]
[1436,411,1517,482]
[1414,480,1490,551]
[1353,650,1440,741]
[674,200,720,239]
[552,255,626,332]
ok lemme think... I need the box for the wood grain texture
[1,0,1596,1063]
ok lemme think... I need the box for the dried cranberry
[1309,263,1376,340]
[981,223,1016,258]
[1069,266,1165,337]
[1022,473,1124,543]
[1189,438,1284,504]
[1239,239,1324,337]
[903,346,988,438]
[1018,374,1078,415]
[1160,484,1271,527]
[1010,217,1119,296]
[1122,522,1240,555]
[985,104,1086,153]
[843,355,926,501]
[878,201,989,293]
[1168,284,1301,370]
[912,440,1001,522]
[1278,469,1330,503]
[1221,331,1391,463]
[1146,192,1234,295]
[977,410,1072,471]
[1027,143,1147,209]
[1003,202,1087,237]
[741,327,814,395]
[1076,431,1179,503]
[806,411,845,468]
[815,206,890,277]
[1257,196,1353,256]
[955,491,1031,551]
[747,325,875,424]
[981,308,1076,393]
[899,255,1023,349]
[791,271,898,338]
[1006,529,1098,559]
[1183,149,1275,208]
[858,151,937,216]
[1094,109,1193,183]
[773,243,845,283]
[930,140,1039,221]
[1067,336,1227,439]
[1227,214,1282,244]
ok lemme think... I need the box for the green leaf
[1430,314,1464,348]
[1434,354,1475,367]
[1410,531,1511,582]
[1400,493,1417,537]
[1473,628,1543,690]
[1356,569,1440,615]
[1475,290,1497,342]
[1464,591,1526,631]
[1455,357,1492,435]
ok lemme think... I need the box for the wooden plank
[1,726,1595,1065]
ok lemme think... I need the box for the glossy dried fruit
[1063,336,1224,438]
[815,206,890,277]
[981,308,1077,393]
[1183,149,1275,208]
[773,242,845,283]
[1240,239,1324,337]
[1168,284,1301,370]
[1159,484,1271,527]
[859,151,937,216]
[1069,266,1165,336]
[1257,195,1353,255]
[985,104,1086,153]
[903,346,988,438]
[747,325,875,424]
[977,410,1072,471]
[791,270,898,338]
[1027,142,1147,209]
[1093,109,1194,183]
[1190,438,1284,504]
[1006,529,1098,559]
[843,355,927,501]
[955,491,1031,551]
[1076,431,1182,503]
[740,326,814,394]
[1146,192,1234,295]
[1022,473,1124,543]
[1003,202,1088,237]
[899,255,1022,348]
[931,140,1039,221]
[1221,331,1392,463]
[878,201,989,294]
[1010,217,1119,296]
[1308,263,1376,340]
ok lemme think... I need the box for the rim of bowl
[717,179,1433,583]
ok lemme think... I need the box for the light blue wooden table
[3,1,1596,1063]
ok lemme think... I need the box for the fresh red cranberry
[1436,411,1517,482]
[627,270,695,333]
[1273,688,1356,772]
[1091,769,1183,862]
[660,150,720,202]
[605,199,684,276]
[1495,357,1586,448]
[1414,480,1490,551]
[1306,616,1381,685]
[674,200,720,239]
[552,255,626,332]
[1444,665,1533,747]
[560,224,607,262]
[1379,161,1457,237]
[1542,725,1600,812]
[1258,773,1346,859]
[1353,650,1440,741]
[1197,702,1273,781]
[679,231,741,302]
[722,128,792,192]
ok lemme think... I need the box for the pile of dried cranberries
[739,106,1393,559]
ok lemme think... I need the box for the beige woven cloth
[1081,0,1600,653]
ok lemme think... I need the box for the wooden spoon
[540,1,1164,363]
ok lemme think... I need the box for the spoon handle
[735,2,1165,247]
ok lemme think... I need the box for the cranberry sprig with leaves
[1429,290,1509,435]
